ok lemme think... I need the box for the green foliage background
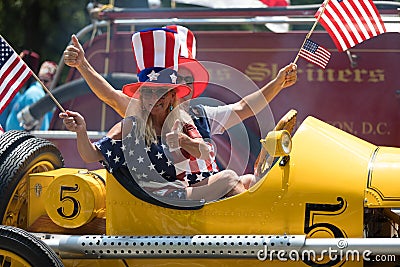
[0,1,88,63]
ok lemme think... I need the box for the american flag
[316,0,386,52]
[0,36,33,114]
[94,117,218,199]
[299,39,331,69]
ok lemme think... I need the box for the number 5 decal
[303,197,347,266]
[57,184,81,219]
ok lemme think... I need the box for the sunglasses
[177,75,194,85]
[140,88,170,99]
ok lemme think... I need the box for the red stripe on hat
[131,42,140,73]
[164,31,175,68]
[166,25,178,32]
[139,31,155,69]
[186,30,194,58]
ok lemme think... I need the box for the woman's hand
[59,110,87,133]
[63,35,85,68]
[166,120,181,151]
[278,63,297,89]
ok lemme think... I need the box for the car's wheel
[0,225,64,267]
[0,134,64,228]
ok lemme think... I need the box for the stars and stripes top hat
[122,28,191,99]
[164,25,209,99]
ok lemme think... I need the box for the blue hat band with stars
[138,67,178,84]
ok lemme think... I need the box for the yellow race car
[0,111,399,267]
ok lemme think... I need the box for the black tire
[0,136,64,228]
[0,130,34,158]
[0,225,64,267]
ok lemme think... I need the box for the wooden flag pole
[0,35,66,113]
[293,0,332,64]
[31,72,66,113]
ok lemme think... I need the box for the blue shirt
[0,92,20,127]
[5,81,53,131]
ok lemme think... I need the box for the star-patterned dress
[94,116,218,200]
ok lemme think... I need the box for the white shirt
[203,104,235,135]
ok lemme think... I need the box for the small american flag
[316,0,386,52]
[0,36,33,114]
[299,39,331,69]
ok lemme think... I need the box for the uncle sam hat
[122,28,191,99]
[164,25,209,99]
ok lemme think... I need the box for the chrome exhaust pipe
[35,234,400,260]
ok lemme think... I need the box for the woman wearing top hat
[63,25,297,189]
[60,28,246,203]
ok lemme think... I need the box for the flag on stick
[316,0,386,52]
[0,36,33,114]
[299,39,331,69]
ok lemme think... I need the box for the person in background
[5,60,57,131]
[0,50,40,128]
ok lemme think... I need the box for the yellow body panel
[366,147,400,207]
[106,117,375,240]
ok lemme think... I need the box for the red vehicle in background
[23,3,400,173]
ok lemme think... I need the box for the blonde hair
[135,87,193,146]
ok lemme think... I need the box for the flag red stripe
[330,2,360,44]
[358,0,381,36]
[0,63,30,100]
[373,2,386,32]
[320,15,350,52]
[299,54,326,69]
[307,48,330,61]
[299,50,329,69]
[316,0,386,51]
[0,36,33,115]
[206,159,213,172]
[0,56,19,84]
[321,7,352,51]
[0,79,24,114]
[349,2,373,40]
[189,156,200,173]
[299,50,329,66]
[344,1,370,40]
[0,66,31,114]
